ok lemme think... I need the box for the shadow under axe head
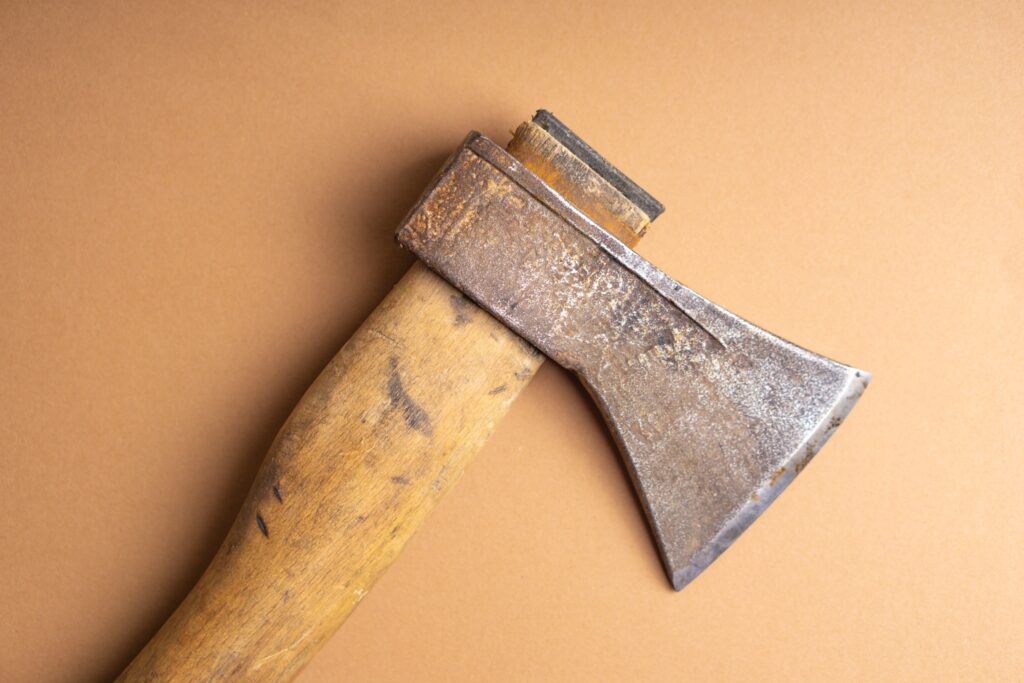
[397,119,870,591]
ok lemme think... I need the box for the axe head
[397,125,869,590]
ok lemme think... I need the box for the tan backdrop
[1,2,1021,681]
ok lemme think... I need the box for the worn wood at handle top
[116,121,653,682]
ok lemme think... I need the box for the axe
[117,111,868,681]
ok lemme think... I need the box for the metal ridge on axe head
[397,111,870,590]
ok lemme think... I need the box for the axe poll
[118,111,868,681]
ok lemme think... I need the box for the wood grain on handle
[116,121,651,682]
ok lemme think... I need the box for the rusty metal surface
[397,132,869,590]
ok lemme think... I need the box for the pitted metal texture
[397,132,869,590]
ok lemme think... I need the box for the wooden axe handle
[116,122,650,682]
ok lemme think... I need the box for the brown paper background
[1,2,1021,681]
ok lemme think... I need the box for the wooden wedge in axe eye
[118,111,869,681]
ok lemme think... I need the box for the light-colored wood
[507,122,651,245]
[116,122,651,682]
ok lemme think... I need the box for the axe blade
[397,132,869,590]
